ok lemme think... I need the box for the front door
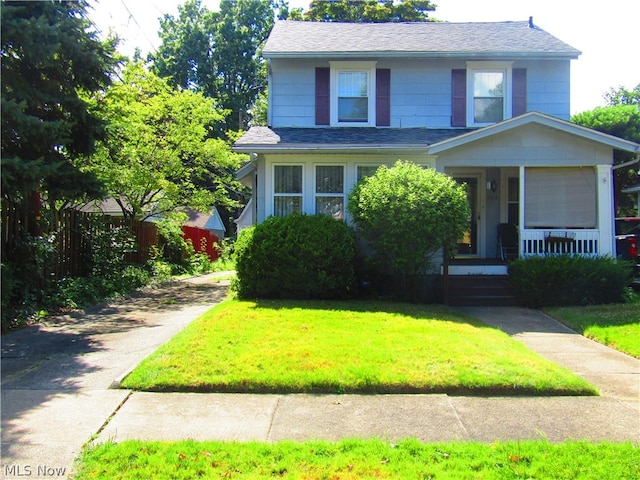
[454,176,480,256]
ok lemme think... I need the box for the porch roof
[429,111,640,154]
[233,126,473,153]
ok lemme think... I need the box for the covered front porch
[427,113,637,275]
[443,163,612,276]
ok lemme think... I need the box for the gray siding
[269,58,572,128]
[436,124,613,169]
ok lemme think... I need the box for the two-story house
[233,19,640,276]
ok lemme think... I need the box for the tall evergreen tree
[1,0,118,233]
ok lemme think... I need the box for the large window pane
[338,98,368,122]
[338,72,367,96]
[357,165,379,182]
[274,165,302,194]
[338,71,368,122]
[474,72,504,97]
[474,98,504,123]
[274,165,302,217]
[274,197,302,217]
[473,71,504,123]
[316,165,344,193]
[315,165,344,220]
[525,167,596,228]
[316,197,344,220]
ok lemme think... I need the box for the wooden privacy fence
[2,205,158,278]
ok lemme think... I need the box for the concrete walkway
[2,280,639,479]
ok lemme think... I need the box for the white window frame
[314,164,346,220]
[466,61,513,127]
[330,61,377,127]
[356,164,382,183]
[272,164,304,217]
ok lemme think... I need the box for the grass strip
[74,439,639,479]
[545,302,640,358]
[121,300,596,395]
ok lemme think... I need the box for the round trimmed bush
[232,214,358,299]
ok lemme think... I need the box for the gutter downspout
[612,148,640,171]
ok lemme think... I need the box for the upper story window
[330,61,376,126]
[472,71,505,123]
[466,62,513,127]
[337,72,369,122]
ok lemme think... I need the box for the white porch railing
[521,229,601,257]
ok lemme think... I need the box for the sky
[89,0,639,115]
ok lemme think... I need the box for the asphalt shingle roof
[263,20,580,58]
[234,127,474,150]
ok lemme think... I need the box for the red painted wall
[182,226,220,261]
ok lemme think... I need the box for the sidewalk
[1,273,229,479]
[2,280,639,479]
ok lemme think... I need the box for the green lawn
[74,439,638,479]
[121,300,596,395]
[545,297,640,358]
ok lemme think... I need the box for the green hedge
[232,214,358,300]
[508,255,633,307]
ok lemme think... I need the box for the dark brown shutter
[376,68,391,126]
[315,67,330,125]
[451,69,466,127]
[512,68,527,117]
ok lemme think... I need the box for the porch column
[597,164,614,255]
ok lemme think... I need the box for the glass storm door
[454,177,479,256]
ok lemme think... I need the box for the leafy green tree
[303,0,436,22]
[347,161,470,289]
[604,83,640,106]
[572,104,640,216]
[83,62,245,221]
[150,0,215,97]
[1,0,118,233]
[149,0,276,130]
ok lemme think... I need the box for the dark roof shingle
[234,127,473,150]
[264,20,580,58]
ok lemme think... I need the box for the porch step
[445,275,518,307]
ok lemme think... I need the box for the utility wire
[118,0,158,54]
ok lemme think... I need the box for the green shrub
[232,214,358,300]
[348,161,469,277]
[508,255,633,307]
[1,233,57,330]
